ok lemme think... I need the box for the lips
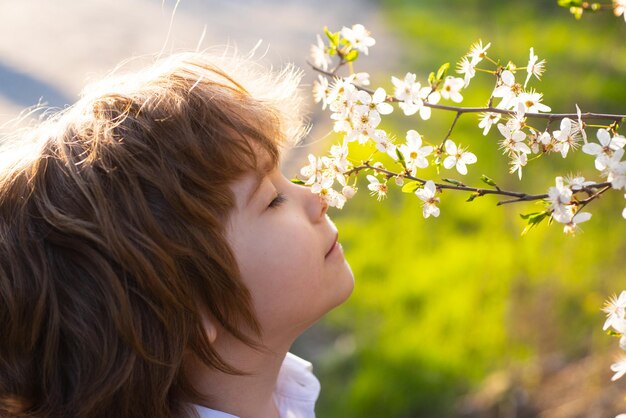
[325,232,339,257]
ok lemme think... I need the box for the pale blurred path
[0,0,398,146]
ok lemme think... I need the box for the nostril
[319,197,329,217]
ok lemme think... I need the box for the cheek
[233,219,324,316]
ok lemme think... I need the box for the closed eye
[268,192,287,209]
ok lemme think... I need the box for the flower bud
[342,185,357,199]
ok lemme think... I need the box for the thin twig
[310,63,626,123]
[442,111,462,147]
[345,163,614,205]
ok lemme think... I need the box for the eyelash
[268,192,287,208]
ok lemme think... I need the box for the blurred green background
[293,1,626,417]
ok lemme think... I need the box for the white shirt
[192,353,320,418]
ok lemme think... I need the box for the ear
[199,309,218,344]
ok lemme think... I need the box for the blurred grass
[298,1,626,417]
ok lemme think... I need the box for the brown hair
[0,51,307,417]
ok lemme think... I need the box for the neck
[186,333,292,418]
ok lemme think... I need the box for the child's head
[0,51,353,417]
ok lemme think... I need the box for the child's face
[226,162,354,346]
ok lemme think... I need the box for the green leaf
[436,63,450,81]
[395,149,407,169]
[466,192,482,202]
[324,27,340,46]
[428,71,436,85]
[345,49,359,62]
[442,178,464,186]
[519,211,548,220]
[520,211,550,236]
[557,0,582,6]
[395,148,405,162]
[481,175,498,187]
[290,178,305,185]
[402,181,420,194]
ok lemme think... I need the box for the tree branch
[310,63,626,123]
[345,162,614,205]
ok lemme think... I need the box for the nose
[296,183,328,222]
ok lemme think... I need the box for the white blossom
[310,172,335,196]
[416,88,440,120]
[497,123,530,156]
[598,148,626,190]
[399,130,433,175]
[342,185,357,200]
[527,131,542,154]
[614,0,626,22]
[353,72,371,86]
[316,187,345,209]
[478,112,501,135]
[468,40,491,65]
[323,143,350,186]
[341,24,376,55]
[548,176,573,222]
[366,175,388,201]
[372,129,398,160]
[603,291,626,331]
[355,88,393,116]
[509,152,527,180]
[553,118,581,159]
[506,103,527,133]
[310,34,331,71]
[415,180,440,218]
[562,211,592,235]
[492,70,519,109]
[456,56,476,88]
[440,76,464,103]
[611,357,626,382]
[623,193,626,219]
[516,90,551,114]
[565,175,594,191]
[582,128,626,171]
[328,78,358,118]
[392,73,425,116]
[524,47,546,88]
[443,140,477,175]
[300,154,324,185]
[347,105,381,144]
[312,75,331,110]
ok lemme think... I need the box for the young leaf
[395,148,407,169]
[481,175,498,188]
[402,181,420,193]
[324,27,340,46]
[520,211,550,236]
[466,192,482,202]
[345,49,359,62]
[291,178,305,185]
[428,71,436,85]
[442,178,465,186]
[557,0,582,6]
[436,63,450,81]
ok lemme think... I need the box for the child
[0,51,354,418]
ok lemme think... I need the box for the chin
[330,261,355,309]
